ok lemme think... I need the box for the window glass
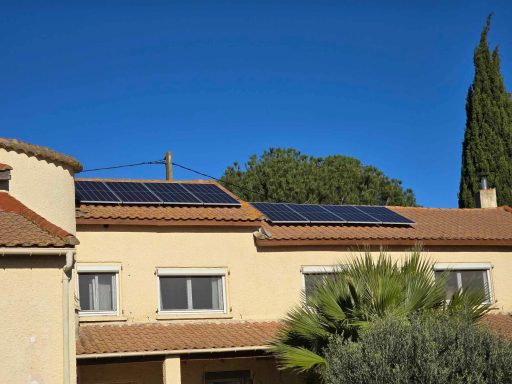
[160,276,188,311]
[159,275,224,312]
[78,272,117,312]
[191,276,223,310]
[460,270,489,300]
[304,273,334,298]
[435,269,490,302]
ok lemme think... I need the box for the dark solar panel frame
[321,205,381,224]
[251,202,309,223]
[180,183,241,206]
[355,206,415,225]
[75,181,121,203]
[104,182,163,204]
[143,183,202,205]
[285,203,346,223]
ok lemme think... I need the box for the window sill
[156,313,233,321]
[79,315,127,323]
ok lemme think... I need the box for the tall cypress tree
[459,15,512,207]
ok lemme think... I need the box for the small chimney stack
[476,176,497,208]
[0,163,12,192]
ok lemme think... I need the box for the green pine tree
[459,15,512,207]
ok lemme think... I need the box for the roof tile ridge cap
[0,138,82,172]
[0,193,78,245]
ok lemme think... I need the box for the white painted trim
[157,267,227,276]
[77,345,270,360]
[433,262,492,271]
[301,265,337,274]
[157,269,228,315]
[77,264,121,273]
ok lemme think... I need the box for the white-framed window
[77,265,120,316]
[433,263,493,304]
[157,268,227,314]
[301,265,337,298]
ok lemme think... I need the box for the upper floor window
[302,266,337,298]
[77,265,120,316]
[433,263,492,303]
[157,268,227,313]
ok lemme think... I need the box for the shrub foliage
[325,314,512,384]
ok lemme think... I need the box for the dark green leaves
[221,148,416,206]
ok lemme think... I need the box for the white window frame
[157,268,228,315]
[76,264,121,317]
[433,262,493,304]
[301,265,337,295]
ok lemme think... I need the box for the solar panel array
[75,180,240,206]
[251,202,414,225]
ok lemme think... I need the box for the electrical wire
[79,158,267,199]
[81,160,164,173]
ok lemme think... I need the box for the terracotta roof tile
[0,163,12,171]
[481,314,512,340]
[257,206,512,246]
[0,138,82,173]
[0,192,78,247]
[75,179,262,226]
[77,321,281,356]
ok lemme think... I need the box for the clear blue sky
[1,1,511,207]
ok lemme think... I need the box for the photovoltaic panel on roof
[316,205,381,224]
[251,202,308,223]
[356,206,415,225]
[104,182,162,204]
[143,183,202,205]
[75,181,121,203]
[180,183,240,206]
[286,203,345,223]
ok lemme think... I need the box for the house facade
[2,138,512,384]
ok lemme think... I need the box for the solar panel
[180,183,240,206]
[104,182,162,204]
[286,203,345,223]
[356,206,415,225]
[144,183,202,205]
[251,202,309,223]
[75,181,121,203]
[321,205,381,224]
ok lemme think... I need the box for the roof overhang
[255,238,512,247]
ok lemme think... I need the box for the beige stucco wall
[0,148,77,234]
[0,255,76,384]
[75,226,512,323]
[77,357,302,384]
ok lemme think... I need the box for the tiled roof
[77,321,281,357]
[0,163,12,171]
[0,138,82,173]
[75,179,262,227]
[256,206,512,246]
[0,192,78,247]
[481,314,512,340]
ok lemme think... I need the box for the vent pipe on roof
[476,176,497,208]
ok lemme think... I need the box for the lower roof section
[256,206,512,247]
[0,192,78,248]
[77,321,281,358]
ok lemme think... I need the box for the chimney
[475,176,497,208]
[0,163,12,192]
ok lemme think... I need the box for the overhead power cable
[79,158,267,199]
